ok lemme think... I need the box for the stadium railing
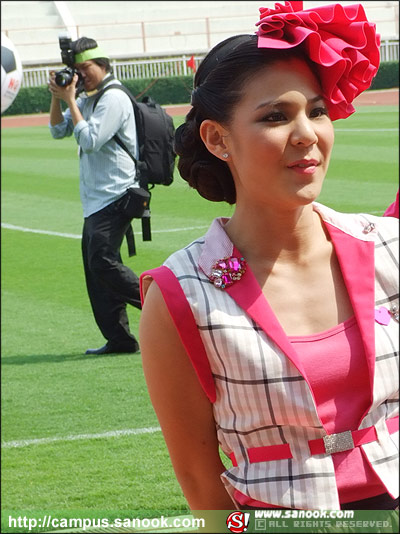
[20,40,399,89]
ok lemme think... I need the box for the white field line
[2,209,390,239]
[334,128,397,132]
[355,108,398,113]
[1,222,208,238]
[2,223,81,239]
[2,426,161,449]
[151,225,209,233]
[2,209,392,243]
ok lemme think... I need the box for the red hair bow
[256,1,380,120]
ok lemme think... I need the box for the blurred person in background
[48,37,142,355]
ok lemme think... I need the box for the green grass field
[1,106,398,532]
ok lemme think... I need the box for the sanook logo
[226,511,250,533]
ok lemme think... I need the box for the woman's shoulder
[164,235,207,274]
[314,202,399,240]
[141,234,208,287]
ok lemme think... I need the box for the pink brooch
[374,304,399,325]
[209,256,247,289]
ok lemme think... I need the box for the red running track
[1,89,398,129]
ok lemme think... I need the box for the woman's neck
[224,202,328,266]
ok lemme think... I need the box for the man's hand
[48,70,78,106]
[48,70,83,127]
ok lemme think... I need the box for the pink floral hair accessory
[256,1,380,120]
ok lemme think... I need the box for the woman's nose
[290,115,318,147]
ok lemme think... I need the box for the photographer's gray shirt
[49,76,139,218]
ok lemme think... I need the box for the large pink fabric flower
[256,1,380,120]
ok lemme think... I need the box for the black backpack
[92,82,177,251]
[93,82,176,190]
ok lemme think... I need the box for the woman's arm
[139,280,234,510]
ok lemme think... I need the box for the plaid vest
[142,203,399,510]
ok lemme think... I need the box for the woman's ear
[199,120,230,161]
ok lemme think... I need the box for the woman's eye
[310,107,329,118]
[262,112,286,122]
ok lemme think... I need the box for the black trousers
[82,193,142,350]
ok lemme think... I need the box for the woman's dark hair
[175,34,305,204]
[72,37,112,73]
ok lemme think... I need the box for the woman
[139,2,398,510]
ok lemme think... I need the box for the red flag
[187,55,196,72]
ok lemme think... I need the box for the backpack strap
[92,83,139,165]
[125,221,136,257]
[140,265,216,403]
[92,82,148,248]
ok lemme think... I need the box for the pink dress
[235,315,387,508]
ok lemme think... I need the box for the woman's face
[223,57,335,211]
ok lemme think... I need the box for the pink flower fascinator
[256,1,380,120]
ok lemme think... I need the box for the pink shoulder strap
[383,190,399,218]
[140,266,216,403]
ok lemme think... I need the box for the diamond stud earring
[222,153,229,159]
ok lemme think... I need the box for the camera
[55,66,75,87]
[55,35,82,89]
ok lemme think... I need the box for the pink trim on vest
[226,249,317,393]
[316,223,376,424]
[248,443,293,462]
[384,191,399,218]
[387,415,399,433]
[230,416,398,464]
[140,266,216,403]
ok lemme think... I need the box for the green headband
[74,47,109,63]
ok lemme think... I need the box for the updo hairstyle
[175,34,303,204]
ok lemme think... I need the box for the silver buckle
[323,430,354,454]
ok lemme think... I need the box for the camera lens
[55,68,74,87]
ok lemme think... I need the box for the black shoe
[85,342,139,355]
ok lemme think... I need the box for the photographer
[48,37,142,355]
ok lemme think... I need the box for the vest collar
[198,203,376,416]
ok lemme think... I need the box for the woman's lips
[287,159,319,174]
